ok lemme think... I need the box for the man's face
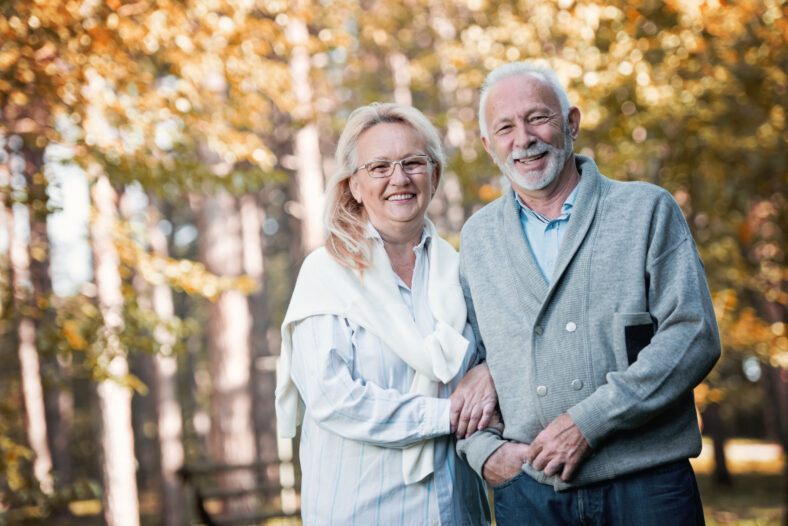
[482,74,578,193]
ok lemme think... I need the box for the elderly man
[456,61,721,525]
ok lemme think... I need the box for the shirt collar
[366,221,431,253]
[515,181,580,223]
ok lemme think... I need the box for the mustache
[507,143,554,163]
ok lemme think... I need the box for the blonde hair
[324,102,445,271]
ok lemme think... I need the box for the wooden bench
[178,461,299,525]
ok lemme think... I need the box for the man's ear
[481,136,495,161]
[567,107,581,140]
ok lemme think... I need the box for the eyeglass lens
[366,156,429,177]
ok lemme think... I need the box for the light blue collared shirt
[516,183,580,283]
[290,224,488,526]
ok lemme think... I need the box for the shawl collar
[501,155,602,310]
[547,155,601,296]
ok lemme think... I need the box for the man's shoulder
[602,176,677,212]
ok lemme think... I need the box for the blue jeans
[493,460,705,526]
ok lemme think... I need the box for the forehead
[356,122,426,160]
[485,73,562,123]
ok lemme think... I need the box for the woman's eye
[368,162,389,173]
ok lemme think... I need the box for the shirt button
[565,322,577,332]
[571,379,584,391]
[534,325,544,335]
[536,385,548,397]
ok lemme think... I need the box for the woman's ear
[431,166,440,196]
[348,176,362,203]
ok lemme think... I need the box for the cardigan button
[536,385,548,397]
[571,379,584,391]
[534,325,544,335]
[566,322,577,332]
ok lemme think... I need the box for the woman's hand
[449,363,498,438]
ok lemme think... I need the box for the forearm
[570,240,720,447]
[304,377,451,447]
[456,428,506,478]
[292,314,452,447]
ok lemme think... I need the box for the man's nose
[513,123,535,149]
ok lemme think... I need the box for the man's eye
[531,115,548,123]
[496,125,512,134]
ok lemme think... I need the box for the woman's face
[349,122,437,240]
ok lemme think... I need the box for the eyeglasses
[352,154,433,179]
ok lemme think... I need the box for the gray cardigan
[457,155,720,490]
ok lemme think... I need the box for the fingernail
[450,426,456,433]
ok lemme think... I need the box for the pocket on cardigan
[612,312,655,368]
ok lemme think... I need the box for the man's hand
[526,413,590,482]
[482,442,530,486]
[449,363,497,438]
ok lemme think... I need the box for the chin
[510,170,557,192]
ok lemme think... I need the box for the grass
[699,473,784,525]
[693,438,785,525]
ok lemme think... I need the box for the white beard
[497,126,574,191]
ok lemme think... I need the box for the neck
[514,157,580,219]
[376,222,424,288]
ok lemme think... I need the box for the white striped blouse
[290,231,490,526]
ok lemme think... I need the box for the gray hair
[324,102,445,270]
[479,62,571,140]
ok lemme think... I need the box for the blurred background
[0,0,785,525]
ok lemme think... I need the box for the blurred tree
[88,167,140,526]
[288,6,326,255]
[2,137,54,496]
[145,199,185,526]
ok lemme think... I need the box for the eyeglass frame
[351,154,434,179]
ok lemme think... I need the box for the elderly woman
[275,102,496,525]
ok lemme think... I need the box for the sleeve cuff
[567,394,614,448]
[456,429,506,478]
[427,398,452,437]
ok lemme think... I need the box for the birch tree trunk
[7,206,53,495]
[387,51,413,107]
[197,190,256,510]
[3,139,53,494]
[288,14,325,255]
[88,167,140,526]
[146,201,185,526]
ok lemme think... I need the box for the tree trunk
[702,403,732,486]
[4,140,53,494]
[43,356,73,488]
[288,15,325,255]
[89,167,140,526]
[197,190,256,511]
[146,200,185,526]
[387,51,413,107]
